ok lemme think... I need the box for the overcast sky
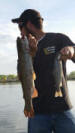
[0,0,75,74]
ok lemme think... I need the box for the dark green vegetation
[0,71,75,83]
[67,71,75,80]
[0,74,19,83]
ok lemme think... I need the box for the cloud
[43,20,75,42]
[66,61,75,74]
[0,22,19,74]
[25,0,64,9]
[0,0,75,74]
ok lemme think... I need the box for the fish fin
[54,90,63,97]
[60,82,62,87]
[32,88,38,98]
[59,90,63,97]
[54,91,59,97]
[33,72,36,80]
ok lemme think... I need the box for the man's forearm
[72,47,75,62]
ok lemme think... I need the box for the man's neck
[34,30,46,41]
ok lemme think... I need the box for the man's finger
[24,108,34,118]
[24,110,28,117]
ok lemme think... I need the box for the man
[12,9,75,133]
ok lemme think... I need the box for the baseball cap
[12,9,43,24]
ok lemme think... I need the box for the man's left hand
[60,46,74,60]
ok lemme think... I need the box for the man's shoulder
[46,32,67,39]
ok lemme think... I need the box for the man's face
[18,23,27,37]
[18,22,36,38]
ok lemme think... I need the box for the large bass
[16,36,35,115]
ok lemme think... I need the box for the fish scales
[16,37,34,112]
[53,53,63,97]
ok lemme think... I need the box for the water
[0,81,75,133]
[0,83,28,133]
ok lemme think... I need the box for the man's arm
[56,33,75,61]
[71,47,75,62]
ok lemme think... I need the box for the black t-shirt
[32,33,75,114]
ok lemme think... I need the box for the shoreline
[0,80,19,84]
[0,72,75,83]
[0,79,75,84]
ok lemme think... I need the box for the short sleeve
[56,33,75,62]
[57,33,75,48]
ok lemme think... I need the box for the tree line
[67,71,75,80]
[0,71,75,83]
[0,74,19,83]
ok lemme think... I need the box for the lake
[0,81,75,133]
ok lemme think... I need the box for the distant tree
[0,74,19,82]
[68,71,75,80]
[7,75,16,79]
[0,75,7,82]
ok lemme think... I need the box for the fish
[53,53,63,97]
[16,36,35,114]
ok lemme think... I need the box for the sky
[0,0,75,74]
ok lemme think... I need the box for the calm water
[0,81,75,133]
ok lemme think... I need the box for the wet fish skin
[16,37,35,112]
[53,53,63,97]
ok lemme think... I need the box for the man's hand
[28,34,38,57]
[24,106,34,118]
[60,46,74,61]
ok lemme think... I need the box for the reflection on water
[0,83,28,133]
[0,81,75,133]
